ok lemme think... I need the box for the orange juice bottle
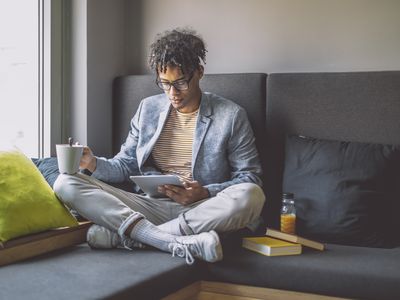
[280,193,296,234]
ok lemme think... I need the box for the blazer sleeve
[204,107,263,197]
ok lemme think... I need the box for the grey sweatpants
[54,173,265,236]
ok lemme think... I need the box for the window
[0,0,63,158]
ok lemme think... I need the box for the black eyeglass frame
[155,73,194,91]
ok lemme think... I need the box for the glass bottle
[280,192,296,234]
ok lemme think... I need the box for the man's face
[157,66,203,113]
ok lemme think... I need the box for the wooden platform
[162,281,349,300]
[0,221,92,266]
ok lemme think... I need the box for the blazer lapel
[140,102,171,167]
[192,94,212,171]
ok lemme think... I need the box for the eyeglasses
[156,73,194,91]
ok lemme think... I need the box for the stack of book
[242,236,302,256]
[242,228,325,257]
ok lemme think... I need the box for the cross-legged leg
[158,183,265,235]
[54,173,223,264]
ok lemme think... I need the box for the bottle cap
[282,192,294,200]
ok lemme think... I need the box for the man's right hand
[80,146,97,173]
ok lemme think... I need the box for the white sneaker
[168,230,223,265]
[87,224,144,250]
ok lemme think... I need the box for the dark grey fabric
[207,243,400,300]
[264,71,400,228]
[0,244,205,300]
[283,135,400,247]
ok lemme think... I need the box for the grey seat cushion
[206,242,400,299]
[0,244,205,300]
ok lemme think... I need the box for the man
[54,28,265,265]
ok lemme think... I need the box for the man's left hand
[158,181,210,205]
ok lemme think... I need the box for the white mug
[56,144,84,174]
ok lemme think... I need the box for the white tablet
[129,175,184,198]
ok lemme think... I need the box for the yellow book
[242,236,302,257]
[265,228,325,251]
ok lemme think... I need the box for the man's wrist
[88,157,97,173]
[203,187,210,199]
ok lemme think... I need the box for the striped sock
[130,219,176,252]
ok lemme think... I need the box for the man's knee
[222,183,265,215]
[53,174,80,207]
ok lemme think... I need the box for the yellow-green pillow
[0,150,78,242]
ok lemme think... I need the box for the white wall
[126,0,400,74]
[67,0,87,152]
[70,0,400,156]
[87,0,125,156]
[67,0,125,157]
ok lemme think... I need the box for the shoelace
[121,238,134,250]
[121,238,146,250]
[171,244,194,265]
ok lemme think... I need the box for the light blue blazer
[93,92,263,196]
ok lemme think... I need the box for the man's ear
[198,65,204,79]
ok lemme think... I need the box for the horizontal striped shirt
[151,108,198,181]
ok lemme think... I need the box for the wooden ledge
[0,221,92,266]
[162,281,349,300]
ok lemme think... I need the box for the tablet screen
[129,175,183,198]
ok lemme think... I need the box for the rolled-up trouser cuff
[118,212,144,238]
[178,213,195,235]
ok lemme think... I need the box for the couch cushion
[0,151,78,242]
[265,71,400,228]
[0,244,205,300]
[206,242,400,300]
[282,135,400,247]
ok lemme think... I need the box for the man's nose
[169,85,180,95]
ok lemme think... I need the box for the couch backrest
[264,71,400,227]
[113,75,160,153]
[113,71,400,228]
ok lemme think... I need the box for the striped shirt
[151,108,198,181]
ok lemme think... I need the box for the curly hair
[149,28,207,75]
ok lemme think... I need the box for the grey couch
[1,71,400,299]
